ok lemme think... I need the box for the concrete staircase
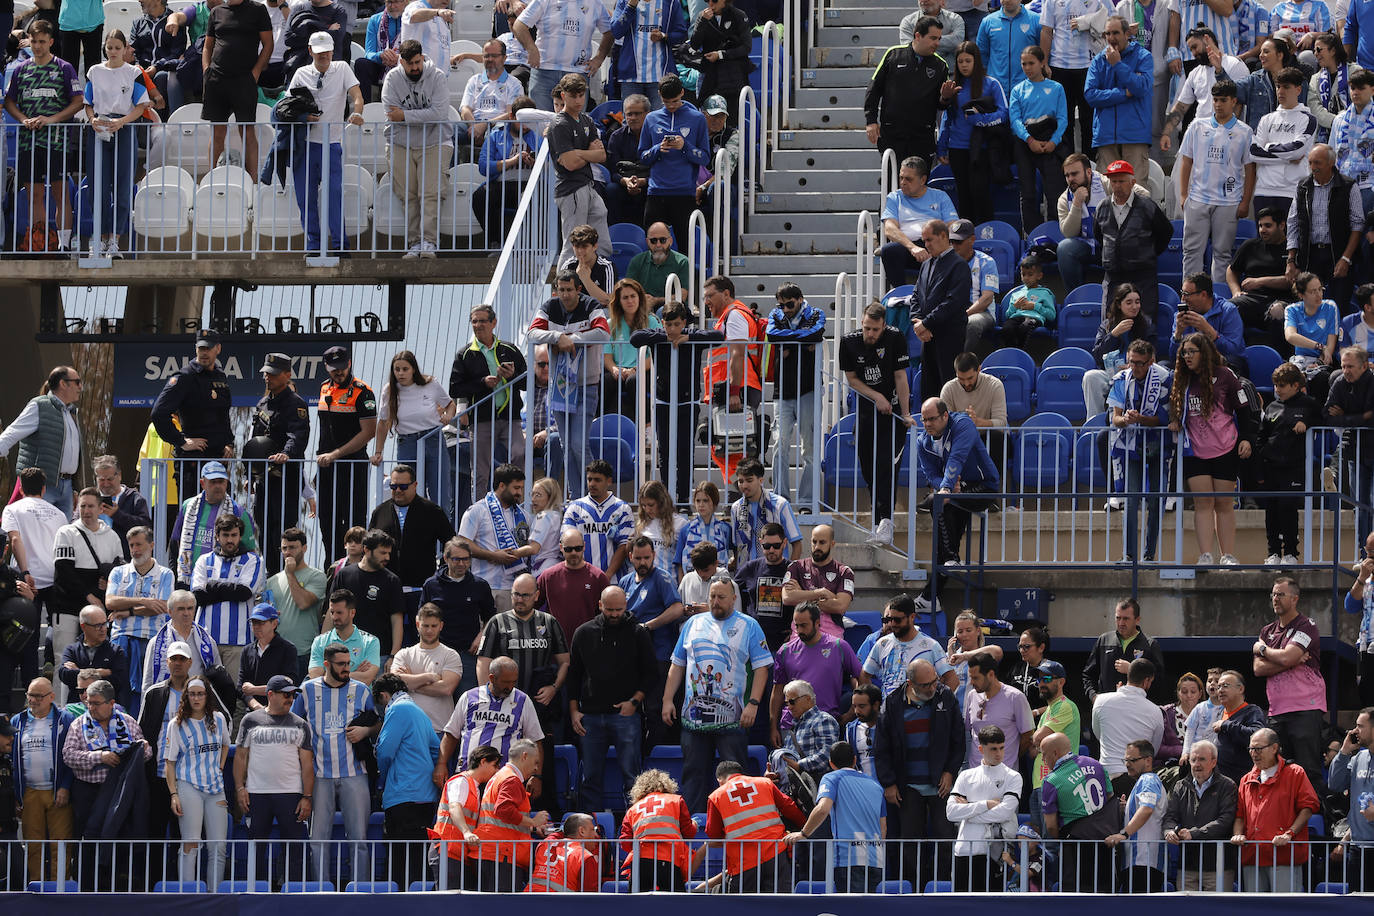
[729,0,910,314]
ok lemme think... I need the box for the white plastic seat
[361,102,387,122]
[448,59,480,100]
[350,41,366,63]
[193,184,251,241]
[371,178,410,238]
[254,182,303,240]
[341,170,373,235]
[343,115,388,175]
[132,184,192,239]
[199,164,254,192]
[451,2,491,41]
[139,166,196,205]
[103,0,141,36]
[161,103,211,176]
[438,163,481,239]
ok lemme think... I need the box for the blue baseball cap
[1033,660,1067,680]
[249,603,279,622]
[201,461,229,480]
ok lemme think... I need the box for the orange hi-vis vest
[475,763,532,866]
[620,792,694,877]
[709,774,788,875]
[703,301,764,398]
[525,835,598,892]
[429,772,481,860]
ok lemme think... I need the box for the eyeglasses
[1017,643,1035,650]
[536,361,549,367]
[1123,755,1146,764]
[82,620,109,628]
[647,236,670,243]
[316,72,324,90]
[66,377,83,385]
[783,697,801,706]
[512,591,536,599]
[761,541,784,550]
[562,545,584,553]
[1248,743,1276,752]
[26,692,52,700]
[87,698,111,708]
[881,616,906,624]
[389,482,414,490]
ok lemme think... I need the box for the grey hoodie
[380,58,453,149]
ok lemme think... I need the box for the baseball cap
[948,218,975,242]
[167,641,194,660]
[703,94,728,115]
[323,345,350,369]
[1033,660,1067,680]
[250,603,280,622]
[266,674,300,694]
[200,461,229,481]
[1105,159,1134,176]
[261,352,291,375]
[195,329,221,348]
[309,31,334,53]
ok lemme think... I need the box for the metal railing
[480,136,558,331]
[4,836,1362,894]
[2,118,535,261]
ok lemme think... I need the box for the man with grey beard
[626,221,691,310]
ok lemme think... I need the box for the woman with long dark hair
[372,350,455,510]
[1237,35,1298,132]
[1168,332,1255,567]
[938,42,1007,225]
[1083,283,1156,414]
[1309,32,1353,141]
[604,277,660,416]
[165,677,230,885]
[1008,45,1068,232]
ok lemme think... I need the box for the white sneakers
[1264,554,1282,566]
[866,518,893,546]
[89,238,123,258]
[1196,552,1213,566]
[1105,497,1124,510]
[404,241,439,260]
[1281,553,1299,565]
[1218,554,1238,566]
[913,593,936,613]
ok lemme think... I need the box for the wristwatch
[630,697,642,709]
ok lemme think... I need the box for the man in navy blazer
[909,219,973,401]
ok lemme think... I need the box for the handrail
[481,141,557,335]
[738,85,760,217]
[879,146,900,203]
[687,208,711,306]
[712,145,733,273]
[855,209,877,310]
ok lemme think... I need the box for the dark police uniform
[317,373,377,560]
[150,337,235,492]
[249,361,311,574]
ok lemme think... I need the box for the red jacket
[526,834,600,892]
[1236,757,1319,866]
[705,774,805,875]
[620,792,697,878]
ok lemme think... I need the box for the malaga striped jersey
[1168,0,1239,55]
[516,0,612,72]
[190,549,265,646]
[563,494,633,574]
[1044,0,1109,69]
[729,490,802,564]
[674,514,733,571]
[1332,100,1374,187]
[155,685,183,777]
[1268,0,1330,36]
[106,560,174,641]
[165,711,229,794]
[1178,114,1254,206]
[442,683,545,765]
[292,678,375,779]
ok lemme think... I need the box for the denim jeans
[530,68,580,111]
[92,125,136,237]
[772,390,816,511]
[551,387,598,492]
[177,783,228,886]
[681,725,748,813]
[397,428,451,519]
[1118,451,1161,561]
[309,774,370,882]
[619,81,662,109]
[43,477,73,520]
[292,141,346,253]
[1056,236,1096,292]
[578,711,643,810]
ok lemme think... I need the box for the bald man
[781,524,855,639]
[536,527,610,645]
[1040,731,1121,891]
[568,584,655,810]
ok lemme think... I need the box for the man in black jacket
[449,305,527,500]
[864,16,950,168]
[874,658,964,888]
[1080,597,1167,704]
[1094,159,1173,321]
[138,644,192,847]
[248,353,311,575]
[368,464,456,591]
[1286,145,1362,315]
[1326,346,1374,539]
[60,606,130,710]
[567,585,655,811]
[909,218,972,401]
[239,603,299,712]
[1162,739,1238,891]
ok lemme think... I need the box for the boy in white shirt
[947,724,1022,891]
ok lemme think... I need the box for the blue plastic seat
[1315,882,1350,894]
[1074,412,1110,490]
[1036,365,1089,422]
[746,745,768,776]
[1157,284,1181,311]
[609,222,647,250]
[1024,219,1064,252]
[1064,282,1105,305]
[1159,221,1185,288]
[553,744,579,807]
[1156,302,1176,355]
[27,882,79,893]
[345,881,398,893]
[975,219,1021,251]
[1233,218,1257,245]
[983,347,1038,423]
[647,745,685,785]
[928,176,958,206]
[923,880,953,893]
[1309,813,1326,837]
[1043,347,1096,371]
[1058,303,1102,352]
[822,432,867,489]
[884,283,915,335]
[152,881,208,893]
[283,881,336,893]
[794,881,829,893]
[602,881,631,893]
[217,881,271,892]
[877,880,913,894]
[408,881,436,891]
[974,237,1017,290]
[589,100,623,125]
[587,415,636,481]
[1015,413,1073,487]
[1245,344,1284,395]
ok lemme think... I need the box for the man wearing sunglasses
[0,365,84,519]
[733,522,793,652]
[1028,660,1079,833]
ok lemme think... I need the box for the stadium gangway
[3,836,1356,894]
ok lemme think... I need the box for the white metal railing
[855,209,878,310]
[784,0,819,130]
[879,146,900,204]
[712,146,734,272]
[688,208,712,306]
[480,140,558,334]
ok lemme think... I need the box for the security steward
[151,329,235,494]
[246,353,310,576]
[315,346,378,561]
[700,758,805,893]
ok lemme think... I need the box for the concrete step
[756,189,881,212]
[827,0,928,9]
[800,66,875,89]
[788,106,867,129]
[740,232,858,254]
[730,252,858,274]
[748,211,865,235]
[809,46,887,68]
[772,147,880,171]
[817,26,900,48]
[765,168,881,193]
[794,85,868,109]
[731,272,848,303]
[822,6,907,27]
[777,128,875,150]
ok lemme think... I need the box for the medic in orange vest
[474,738,551,890]
[428,744,502,881]
[703,759,805,893]
[700,276,765,481]
[619,769,697,892]
[525,814,602,892]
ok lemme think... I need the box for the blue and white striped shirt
[1178,114,1253,205]
[107,560,174,641]
[293,678,374,779]
[563,494,634,574]
[610,0,679,82]
[441,683,545,765]
[1044,0,1109,69]
[516,0,612,72]
[1169,0,1239,55]
[729,490,802,563]
[166,711,228,794]
[1332,100,1374,187]
[673,514,733,571]
[155,685,182,777]
[1268,0,1331,37]
[190,550,265,647]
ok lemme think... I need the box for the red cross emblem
[726,780,757,806]
[641,796,667,815]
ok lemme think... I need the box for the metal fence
[2,837,1365,894]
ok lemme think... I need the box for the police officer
[151,330,235,493]
[316,346,378,561]
[248,353,310,576]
